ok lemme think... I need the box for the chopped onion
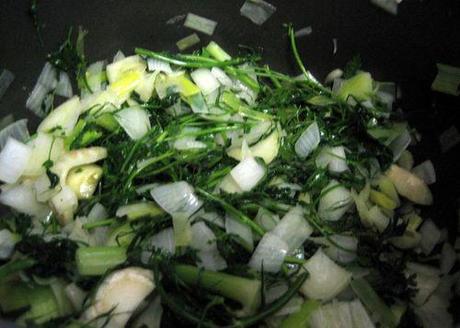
[86,60,107,93]
[440,242,456,274]
[0,137,32,183]
[166,14,186,25]
[112,50,126,63]
[176,33,201,51]
[367,205,390,232]
[150,181,203,217]
[316,146,348,173]
[230,156,266,191]
[271,206,312,252]
[249,232,288,272]
[65,282,87,311]
[0,183,50,217]
[318,180,352,221]
[147,58,172,74]
[431,63,460,96]
[0,69,15,100]
[114,106,151,140]
[0,119,29,150]
[325,69,343,84]
[412,160,436,185]
[332,38,338,55]
[150,228,175,254]
[240,0,277,26]
[300,248,351,301]
[390,129,411,160]
[321,235,358,264]
[37,96,81,135]
[183,13,217,36]
[26,62,58,117]
[199,211,225,228]
[418,219,441,255]
[88,203,108,221]
[23,133,64,177]
[295,121,321,159]
[55,71,73,98]
[132,296,163,328]
[254,207,280,231]
[0,229,16,259]
[370,0,399,15]
[295,26,313,38]
[191,68,220,95]
[191,222,227,271]
[226,213,253,251]
[211,67,233,87]
[406,262,440,306]
[106,55,146,84]
[415,293,453,328]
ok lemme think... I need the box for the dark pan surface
[1,0,460,324]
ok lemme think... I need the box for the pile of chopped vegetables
[0,26,459,328]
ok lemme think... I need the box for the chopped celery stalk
[176,33,201,51]
[377,175,400,206]
[174,264,261,316]
[106,223,135,247]
[350,278,397,328]
[0,282,60,324]
[173,213,193,247]
[337,72,373,101]
[76,246,127,276]
[369,189,397,210]
[95,113,119,131]
[206,41,232,61]
[116,201,164,221]
[183,13,217,36]
[431,63,460,96]
[281,299,320,328]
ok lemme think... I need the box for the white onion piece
[23,133,64,177]
[295,26,313,38]
[81,267,154,328]
[386,164,433,205]
[106,55,146,84]
[0,69,15,100]
[151,228,175,254]
[406,262,440,306]
[115,107,151,140]
[0,229,16,259]
[240,0,277,25]
[26,62,58,117]
[318,180,352,221]
[0,119,29,150]
[191,68,220,95]
[440,243,456,274]
[225,213,253,251]
[211,67,233,87]
[0,137,31,183]
[65,282,87,311]
[271,206,312,252]
[322,235,358,264]
[173,137,207,150]
[254,208,280,231]
[412,160,436,185]
[0,183,50,217]
[325,69,344,84]
[190,222,217,252]
[371,0,398,15]
[349,299,375,328]
[390,129,411,160]
[86,61,107,93]
[199,211,225,228]
[419,219,441,255]
[295,121,320,159]
[230,156,266,192]
[415,293,453,328]
[316,146,348,173]
[33,174,58,202]
[367,205,390,233]
[150,181,202,217]
[37,62,58,89]
[37,96,81,135]
[50,186,78,225]
[88,203,108,221]
[147,58,172,74]
[55,71,73,98]
[300,248,351,301]
[132,296,163,328]
[309,301,353,328]
[112,50,125,63]
[183,13,217,36]
[217,174,243,194]
[248,233,288,272]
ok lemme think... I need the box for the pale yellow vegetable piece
[66,164,103,199]
[386,164,433,205]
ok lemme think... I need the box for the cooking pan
[0,0,459,326]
